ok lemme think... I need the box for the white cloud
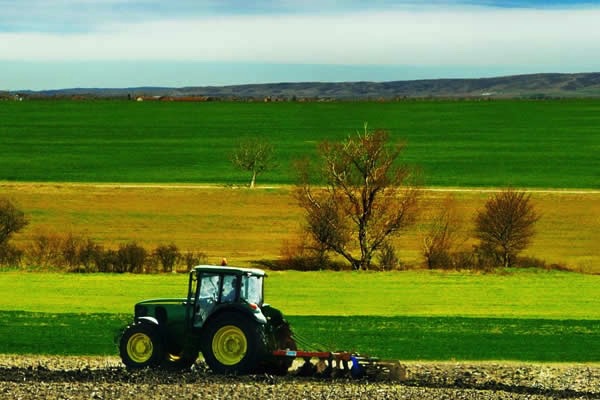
[1,7,600,68]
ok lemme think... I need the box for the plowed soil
[1,356,598,399]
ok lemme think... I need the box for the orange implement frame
[272,349,356,361]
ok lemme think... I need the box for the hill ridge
[6,72,600,99]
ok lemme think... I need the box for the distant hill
[9,72,600,100]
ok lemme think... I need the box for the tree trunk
[250,171,257,189]
[358,222,369,270]
[503,248,510,268]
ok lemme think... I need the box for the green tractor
[119,265,296,374]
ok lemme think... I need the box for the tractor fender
[202,304,267,329]
[261,304,285,325]
[135,316,160,326]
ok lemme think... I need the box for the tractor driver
[221,275,238,303]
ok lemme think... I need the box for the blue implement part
[350,355,366,379]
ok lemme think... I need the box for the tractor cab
[189,266,266,327]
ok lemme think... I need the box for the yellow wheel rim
[212,325,247,366]
[127,332,154,363]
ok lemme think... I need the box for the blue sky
[1,0,599,90]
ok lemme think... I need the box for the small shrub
[471,244,498,272]
[144,254,161,274]
[77,238,104,273]
[278,232,342,271]
[61,233,85,268]
[377,242,400,271]
[0,197,28,245]
[451,250,477,270]
[424,247,453,270]
[115,242,147,273]
[326,259,353,271]
[546,262,571,272]
[25,231,64,268]
[96,249,119,273]
[515,256,571,272]
[285,255,322,271]
[181,250,209,272]
[421,195,464,270]
[154,243,181,273]
[0,242,23,267]
[515,256,547,269]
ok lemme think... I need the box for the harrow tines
[359,359,408,381]
[272,347,407,381]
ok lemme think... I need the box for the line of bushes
[273,237,569,272]
[0,232,208,273]
[0,196,572,274]
[0,231,571,274]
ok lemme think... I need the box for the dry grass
[2,183,598,273]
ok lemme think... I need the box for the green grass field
[1,100,599,188]
[1,270,598,361]
[1,99,598,363]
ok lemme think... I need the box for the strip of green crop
[0,311,130,355]
[1,100,598,188]
[287,316,600,362]
[0,312,597,362]
[1,270,598,319]
[1,270,597,361]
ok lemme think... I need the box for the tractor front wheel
[119,322,164,369]
[201,313,266,375]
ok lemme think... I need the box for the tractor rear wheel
[201,312,267,375]
[119,322,164,369]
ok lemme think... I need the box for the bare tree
[231,137,276,188]
[296,125,420,270]
[475,189,540,267]
[154,243,181,273]
[0,197,28,245]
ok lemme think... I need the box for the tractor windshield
[240,274,263,305]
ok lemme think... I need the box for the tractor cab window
[240,274,263,306]
[197,273,221,322]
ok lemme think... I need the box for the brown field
[2,183,599,273]
[1,355,598,400]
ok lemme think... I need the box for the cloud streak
[0,0,596,32]
[1,7,599,68]
[2,1,599,90]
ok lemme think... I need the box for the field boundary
[2,181,599,195]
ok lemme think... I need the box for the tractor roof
[193,265,266,277]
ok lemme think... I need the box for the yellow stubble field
[3,183,599,273]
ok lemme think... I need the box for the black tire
[119,322,164,369]
[201,312,267,375]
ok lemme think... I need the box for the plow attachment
[272,350,406,381]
